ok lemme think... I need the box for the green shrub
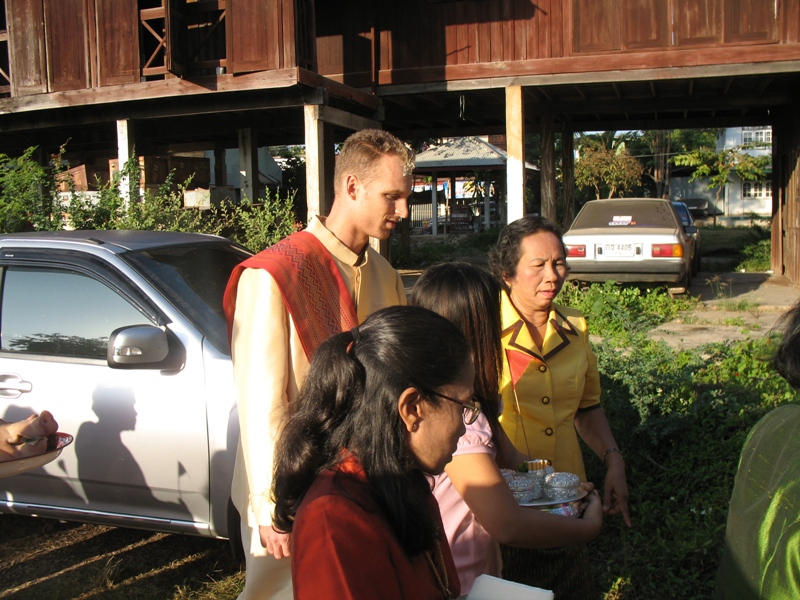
[557,281,698,340]
[214,190,299,253]
[0,146,63,232]
[585,333,797,599]
[736,238,771,272]
[2,147,298,253]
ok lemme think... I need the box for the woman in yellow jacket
[490,216,630,599]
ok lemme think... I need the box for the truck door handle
[0,373,33,398]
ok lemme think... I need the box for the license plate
[604,243,634,257]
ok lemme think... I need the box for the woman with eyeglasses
[410,262,603,595]
[271,305,474,599]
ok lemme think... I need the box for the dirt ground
[649,271,800,349]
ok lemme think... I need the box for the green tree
[0,146,64,232]
[672,146,770,225]
[575,137,644,199]
[626,129,719,199]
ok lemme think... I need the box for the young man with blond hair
[224,129,414,599]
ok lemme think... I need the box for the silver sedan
[563,198,696,293]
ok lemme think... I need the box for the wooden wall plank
[501,0,514,62]
[477,5,491,63]
[785,0,800,42]
[538,0,551,59]
[466,1,478,64]
[513,0,527,61]
[724,0,778,43]
[6,0,47,95]
[265,0,282,70]
[489,1,504,63]
[622,0,669,49]
[526,0,538,60]
[96,0,138,86]
[282,0,296,69]
[227,0,270,73]
[674,0,722,46]
[444,3,457,66]
[573,0,619,53]
[551,0,564,58]
[455,2,469,65]
[44,0,89,92]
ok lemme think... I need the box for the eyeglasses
[417,388,482,425]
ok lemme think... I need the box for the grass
[0,516,243,599]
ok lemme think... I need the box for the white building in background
[670,126,772,219]
[716,126,772,217]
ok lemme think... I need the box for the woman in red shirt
[272,305,477,599]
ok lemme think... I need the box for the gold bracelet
[602,447,621,462]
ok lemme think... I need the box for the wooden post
[214,146,227,186]
[238,128,258,202]
[116,119,136,204]
[506,85,525,223]
[431,172,439,235]
[562,129,575,229]
[541,116,556,222]
[483,175,491,230]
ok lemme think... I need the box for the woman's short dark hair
[489,215,565,284]
[774,299,800,389]
[410,262,502,421]
[272,305,470,557]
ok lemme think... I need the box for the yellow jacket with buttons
[498,291,601,481]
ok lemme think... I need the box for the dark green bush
[0,146,63,232]
[587,333,796,599]
[736,238,771,272]
[557,280,698,341]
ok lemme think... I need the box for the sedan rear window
[572,201,679,229]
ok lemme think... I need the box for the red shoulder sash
[223,231,358,359]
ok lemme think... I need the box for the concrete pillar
[304,104,335,221]
[505,85,525,223]
[116,119,136,203]
[541,116,556,222]
[238,128,259,202]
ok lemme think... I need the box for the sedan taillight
[652,244,684,257]
[566,245,586,258]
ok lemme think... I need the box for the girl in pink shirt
[412,263,603,594]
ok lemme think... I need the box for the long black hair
[272,305,471,557]
[410,262,504,454]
